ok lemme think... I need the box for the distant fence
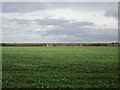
[0,43,119,47]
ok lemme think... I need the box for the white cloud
[2,2,118,43]
[3,8,117,29]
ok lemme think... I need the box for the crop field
[2,47,119,88]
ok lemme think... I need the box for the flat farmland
[2,47,119,88]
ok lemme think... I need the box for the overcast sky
[1,2,118,43]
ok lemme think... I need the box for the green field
[2,47,119,88]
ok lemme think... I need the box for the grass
[2,47,119,88]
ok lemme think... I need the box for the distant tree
[96,43,101,46]
[2,43,6,46]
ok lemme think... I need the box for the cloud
[2,2,46,13]
[104,4,118,18]
[2,2,117,13]
[41,24,117,42]
[35,19,95,28]
[36,19,71,26]
[3,17,117,43]
[2,2,118,43]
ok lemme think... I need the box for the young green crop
[2,47,119,88]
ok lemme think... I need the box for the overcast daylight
[1,2,119,88]
[2,2,118,43]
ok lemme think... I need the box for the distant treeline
[0,42,119,47]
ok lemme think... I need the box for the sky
[1,2,118,43]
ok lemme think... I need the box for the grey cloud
[2,2,117,13]
[36,19,71,26]
[2,2,118,43]
[3,18,117,43]
[36,19,95,27]
[40,24,118,42]
[10,18,95,27]
[104,6,118,18]
[2,2,45,13]
[3,25,117,43]
[10,19,32,25]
